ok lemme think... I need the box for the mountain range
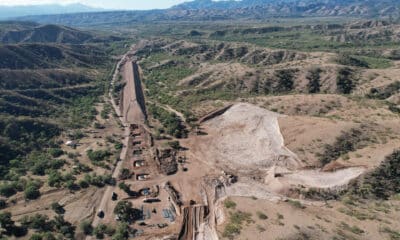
[12,0,400,27]
[0,3,103,19]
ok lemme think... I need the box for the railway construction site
[89,47,219,240]
[3,10,400,240]
[84,41,400,240]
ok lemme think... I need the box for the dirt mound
[191,103,301,173]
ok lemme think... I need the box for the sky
[0,0,191,10]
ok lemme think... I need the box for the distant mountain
[0,21,124,44]
[173,0,400,10]
[0,3,104,19]
[16,0,400,26]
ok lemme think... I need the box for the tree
[0,183,17,197]
[274,69,295,93]
[24,182,41,200]
[306,67,322,93]
[113,201,142,223]
[112,223,130,240]
[93,224,114,239]
[48,148,64,158]
[30,233,43,240]
[80,220,93,235]
[78,179,90,189]
[0,199,7,209]
[0,212,14,234]
[119,168,131,180]
[51,202,65,215]
[52,215,75,238]
[168,141,180,150]
[20,214,52,232]
[336,67,355,94]
[48,170,63,188]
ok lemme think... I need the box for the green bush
[0,211,15,234]
[148,104,187,138]
[113,201,142,223]
[168,141,180,150]
[86,149,112,163]
[306,67,322,93]
[367,81,400,100]
[80,220,93,235]
[24,182,41,200]
[336,67,355,94]
[350,149,400,199]
[51,202,65,215]
[112,223,130,240]
[256,211,268,220]
[319,127,369,165]
[0,183,17,197]
[48,148,64,158]
[30,234,43,240]
[222,211,253,239]
[224,199,237,209]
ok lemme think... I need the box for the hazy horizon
[0,0,191,10]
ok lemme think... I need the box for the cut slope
[192,103,301,173]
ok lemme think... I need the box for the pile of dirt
[191,103,301,173]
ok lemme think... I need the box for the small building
[137,174,150,181]
[65,140,76,147]
[133,149,143,155]
[134,160,146,168]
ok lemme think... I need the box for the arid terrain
[1,1,400,240]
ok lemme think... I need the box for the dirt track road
[87,44,146,237]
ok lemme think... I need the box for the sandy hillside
[190,103,301,173]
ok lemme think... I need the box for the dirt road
[87,44,147,236]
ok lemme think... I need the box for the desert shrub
[78,179,90,188]
[94,224,114,239]
[288,199,306,209]
[0,182,18,197]
[319,127,370,165]
[367,81,400,100]
[48,171,75,188]
[336,67,356,94]
[0,211,15,234]
[48,171,63,187]
[274,69,295,93]
[84,173,114,187]
[349,149,400,199]
[336,53,369,68]
[114,201,143,223]
[148,104,187,138]
[24,181,41,200]
[119,168,131,180]
[388,102,400,114]
[100,104,112,119]
[86,149,112,163]
[48,148,64,158]
[112,223,130,240]
[168,141,180,150]
[0,199,7,209]
[26,152,65,176]
[51,202,65,215]
[80,220,93,235]
[52,215,75,238]
[223,211,253,239]
[30,233,43,240]
[256,211,268,220]
[114,142,123,150]
[224,199,237,209]
[20,214,52,232]
[307,67,322,93]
